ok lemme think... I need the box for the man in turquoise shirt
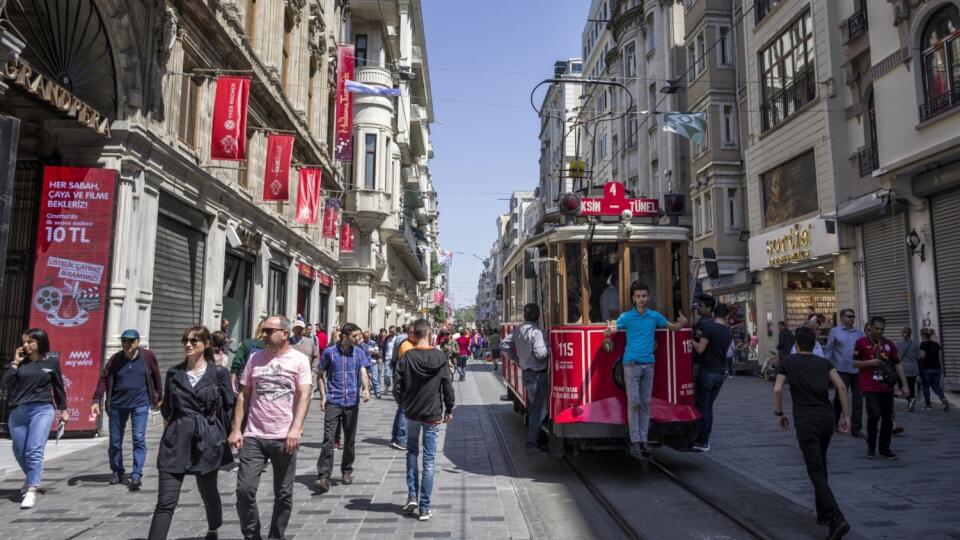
[606,281,687,459]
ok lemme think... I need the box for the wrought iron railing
[858,145,878,177]
[847,9,868,40]
[760,66,816,131]
[919,88,960,122]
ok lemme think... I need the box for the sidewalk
[0,365,533,539]
[704,375,960,540]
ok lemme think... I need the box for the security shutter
[862,212,910,333]
[149,214,205,373]
[932,189,960,383]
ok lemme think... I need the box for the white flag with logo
[662,112,708,145]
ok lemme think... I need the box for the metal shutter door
[862,212,910,333]
[932,190,960,383]
[149,214,205,374]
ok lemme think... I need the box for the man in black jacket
[393,319,455,522]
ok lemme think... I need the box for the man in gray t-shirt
[511,304,549,451]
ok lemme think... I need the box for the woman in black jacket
[3,328,69,509]
[147,325,235,540]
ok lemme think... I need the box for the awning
[821,191,886,223]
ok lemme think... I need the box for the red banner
[318,272,333,288]
[210,76,251,160]
[296,168,322,224]
[29,167,118,432]
[321,198,340,239]
[298,262,316,280]
[340,218,355,253]
[262,134,294,200]
[334,44,355,161]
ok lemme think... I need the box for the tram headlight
[559,193,581,216]
[620,209,633,222]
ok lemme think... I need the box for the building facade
[538,59,582,219]
[337,0,438,333]
[0,0,350,377]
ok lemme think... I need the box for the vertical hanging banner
[29,166,118,432]
[340,218,355,253]
[262,134,294,200]
[296,168,323,224]
[210,76,251,160]
[321,198,341,239]
[334,44,356,162]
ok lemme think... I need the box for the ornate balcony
[919,88,960,123]
[847,9,868,41]
[857,145,878,177]
[344,189,391,233]
[356,66,393,87]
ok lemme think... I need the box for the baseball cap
[292,320,306,329]
[120,329,140,340]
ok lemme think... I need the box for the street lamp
[368,298,378,309]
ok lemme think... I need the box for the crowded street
[2,357,958,539]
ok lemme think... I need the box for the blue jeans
[624,363,655,444]
[921,369,947,405]
[109,405,149,479]
[368,363,381,395]
[456,356,467,380]
[9,402,55,487]
[695,370,726,445]
[406,420,441,511]
[522,369,549,447]
[384,360,394,388]
[391,406,407,445]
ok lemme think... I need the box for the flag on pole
[210,77,251,160]
[262,134,294,201]
[344,80,402,97]
[334,45,355,161]
[662,112,708,145]
[321,198,340,239]
[295,168,322,224]
[438,250,454,266]
[340,218,355,253]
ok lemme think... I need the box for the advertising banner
[262,134,294,201]
[29,166,118,432]
[340,218,355,253]
[549,329,586,422]
[321,198,340,239]
[334,44,355,161]
[210,76,251,160]
[295,168,322,224]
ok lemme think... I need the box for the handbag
[873,344,899,387]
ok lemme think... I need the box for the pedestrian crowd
[4,314,467,540]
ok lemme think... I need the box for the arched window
[920,4,960,120]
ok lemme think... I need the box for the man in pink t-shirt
[230,315,312,540]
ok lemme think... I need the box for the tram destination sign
[579,181,659,217]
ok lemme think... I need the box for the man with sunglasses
[91,329,163,491]
[824,308,865,437]
[230,315,313,540]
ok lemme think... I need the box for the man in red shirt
[852,316,909,460]
[455,330,471,382]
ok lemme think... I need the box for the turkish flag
[210,77,251,160]
[296,168,322,224]
[322,198,340,239]
[262,134,294,200]
[340,218,355,253]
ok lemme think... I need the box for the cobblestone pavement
[703,375,960,540]
[0,360,533,540]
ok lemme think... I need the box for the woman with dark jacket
[3,328,69,509]
[147,325,235,540]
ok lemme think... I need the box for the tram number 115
[682,339,693,355]
[557,342,575,358]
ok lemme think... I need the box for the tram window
[589,244,620,323]
[671,243,684,320]
[564,243,582,324]
[629,246,659,312]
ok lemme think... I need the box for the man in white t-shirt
[230,314,312,540]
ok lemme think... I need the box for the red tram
[499,183,699,453]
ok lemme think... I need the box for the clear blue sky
[422,1,587,307]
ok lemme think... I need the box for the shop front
[703,270,759,369]
[297,262,316,321]
[749,216,847,354]
[317,271,333,328]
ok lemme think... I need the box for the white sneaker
[20,491,36,509]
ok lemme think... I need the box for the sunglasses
[262,328,286,336]
[181,337,203,346]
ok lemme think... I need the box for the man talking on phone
[392,319,455,522]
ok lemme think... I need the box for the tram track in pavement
[561,450,777,540]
